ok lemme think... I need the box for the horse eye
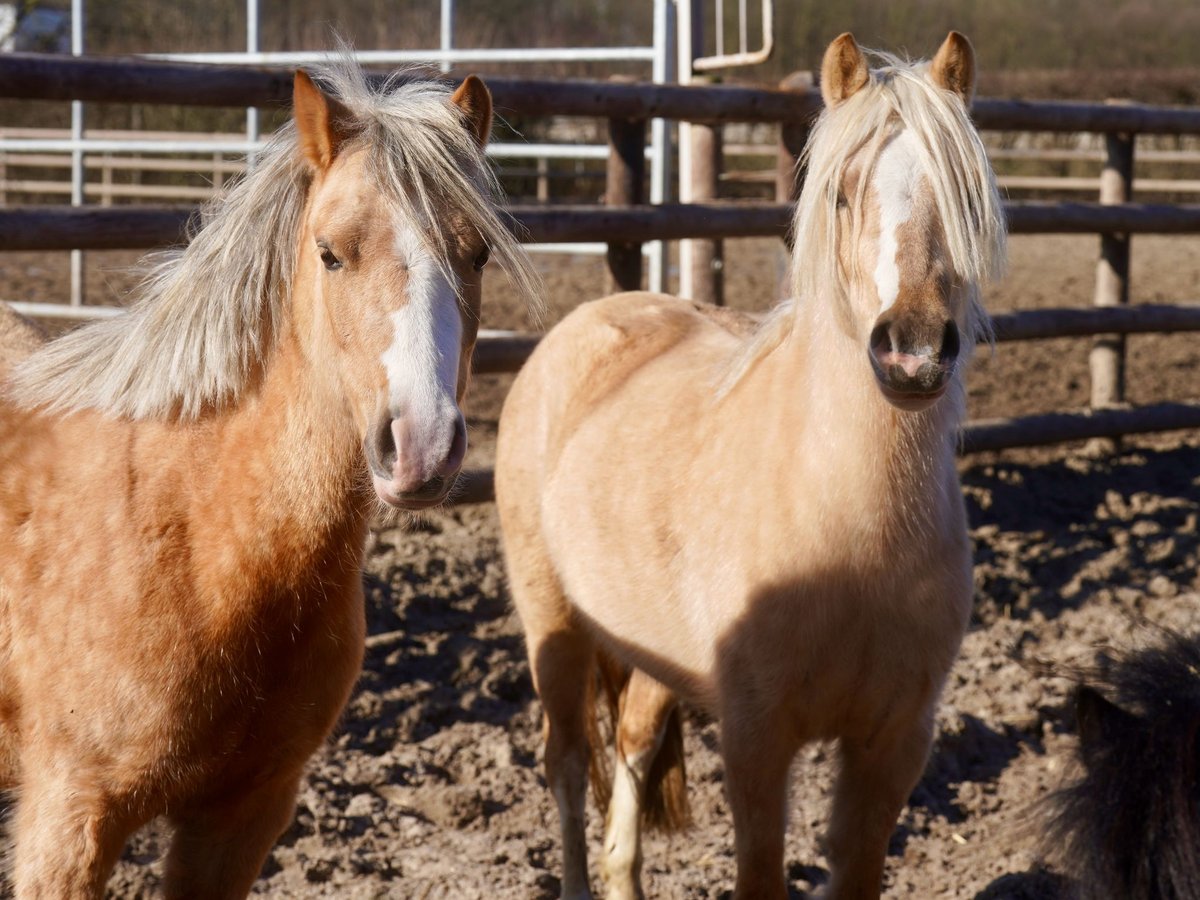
[836,191,849,209]
[319,245,342,271]
[473,246,491,272]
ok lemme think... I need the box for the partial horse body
[0,304,46,374]
[1046,631,1200,900]
[0,63,533,897]
[497,32,1004,900]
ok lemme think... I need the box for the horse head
[816,32,1001,412]
[292,71,496,509]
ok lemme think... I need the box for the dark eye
[319,245,342,271]
[836,190,848,209]
[473,246,491,272]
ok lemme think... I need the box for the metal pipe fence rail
[1,52,1199,478]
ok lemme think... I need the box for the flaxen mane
[8,62,537,421]
[724,49,1006,390]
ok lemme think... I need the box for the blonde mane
[8,62,538,421]
[725,49,1007,389]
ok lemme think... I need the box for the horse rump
[1045,629,1200,900]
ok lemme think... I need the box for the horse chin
[372,474,458,511]
[875,380,948,412]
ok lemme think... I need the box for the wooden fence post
[605,112,647,292]
[688,105,724,305]
[775,72,814,301]
[775,71,814,246]
[1088,113,1134,454]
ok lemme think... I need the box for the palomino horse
[497,32,1005,900]
[0,63,534,897]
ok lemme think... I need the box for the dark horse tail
[586,650,690,832]
[1046,630,1200,900]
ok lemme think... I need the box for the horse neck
[208,311,368,560]
[742,291,964,527]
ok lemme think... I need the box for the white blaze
[872,129,922,313]
[381,223,462,422]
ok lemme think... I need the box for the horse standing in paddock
[497,31,1005,900]
[1045,632,1200,900]
[0,63,534,898]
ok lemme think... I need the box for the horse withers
[0,63,535,897]
[0,304,46,374]
[497,32,1005,900]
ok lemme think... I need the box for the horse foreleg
[601,669,677,900]
[163,769,302,900]
[722,711,798,900]
[824,709,935,900]
[10,772,131,899]
[530,628,597,900]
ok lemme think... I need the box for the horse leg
[721,711,798,900]
[824,709,935,900]
[526,624,596,900]
[504,506,598,899]
[163,768,303,899]
[601,669,677,900]
[10,772,132,898]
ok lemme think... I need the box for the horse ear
[930,31,976,105]
[820,33,869,109]
[293,70,354,172]
[451,75,493,147]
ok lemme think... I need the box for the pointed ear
[930,31,976,105]
[451,74,493,147]
[293,70,355,173]
[820,33,869,109]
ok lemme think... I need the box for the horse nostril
[438,417,468,477]
[869,321,893,360]
[371,416,397,474]
[940,320,960,365]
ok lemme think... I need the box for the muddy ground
[2,233,1199,898]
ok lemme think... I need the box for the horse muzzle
[366,412,467,509]
[868,317,959,411]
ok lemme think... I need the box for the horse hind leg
[824,708,935,900]
[163,768,304,899]
[600,668,685,900]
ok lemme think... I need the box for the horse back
[500,291,740,472]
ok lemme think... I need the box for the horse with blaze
[0,63,534,896]
[497,32,1005,899]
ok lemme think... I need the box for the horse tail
[1045,630,1200,900]
[585,649,618,815]
[640,703,690,832]
[590,649,690,833]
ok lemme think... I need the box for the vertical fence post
[606,110,647,292]
[100,154,113,206]
[1088,117,1134,453]
[775,72,813,249]
[536,156,550,203]
[688,88,724,305]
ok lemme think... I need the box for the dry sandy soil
[1,233,1198,898]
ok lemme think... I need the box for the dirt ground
[2,233,1199,898]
